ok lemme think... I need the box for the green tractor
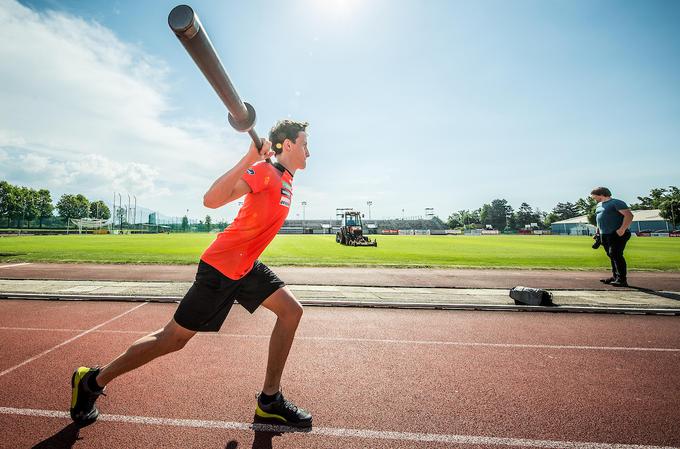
[335,209,377,247]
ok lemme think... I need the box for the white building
[551,209,673,235]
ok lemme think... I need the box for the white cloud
[0,0,244,217]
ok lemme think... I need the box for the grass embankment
[1,234,679,270]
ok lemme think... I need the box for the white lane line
[0,263,32,269]
[0,303,147,377]
[0,327,148,334]
[296,336,680,353]
[0,326,678,352]
[213,334,680,353]
[0,406,676,449]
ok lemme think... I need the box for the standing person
[70,120,312,428]
[591,187,634,287]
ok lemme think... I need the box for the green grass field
[1,234,679,270]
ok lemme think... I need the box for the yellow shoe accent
[71,367,91,408]
[255,404,288,423]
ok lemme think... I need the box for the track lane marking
[0,406,676,449]
[0,303,147,377]
[0,263,32,269]
[0,326,678,352]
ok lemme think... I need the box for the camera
[592,234,601,249]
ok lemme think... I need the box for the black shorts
[173,260,285,332]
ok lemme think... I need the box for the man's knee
[163,335,190,352]
[158,321,195,352]
[276,292,304,323]
[289,299,304,322]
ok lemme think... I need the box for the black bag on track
[509,286,554,306]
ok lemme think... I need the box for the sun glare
[311,0,362,18]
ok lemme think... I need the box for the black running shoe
[255,392,312,428]
[600,277,616,284]
[610,279,629,287]
[70,366,105,424]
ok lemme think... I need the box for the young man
[70,120,312,427]
[591,186,634,287]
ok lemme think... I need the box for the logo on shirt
[280,197,291,208]
[282,181,292,190]
[247,168,255,175]
[281,188,292,198]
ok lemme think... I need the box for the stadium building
[551,209,675,235]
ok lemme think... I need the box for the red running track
[0,299,679,449]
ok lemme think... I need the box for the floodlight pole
[118,193,123,232]
[367,201,372,220]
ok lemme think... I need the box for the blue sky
[1,0,678,222]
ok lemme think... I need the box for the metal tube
[169,5,262,151]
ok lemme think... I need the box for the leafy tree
[469,209,481,226]
[89,200,111,219]
[479,204,491,228]
[630,186,680,229]
[18,187,39,228]
[545,212,560,226]
[36,189,53,228]
[181,215,189,232]
[480,199,512,230]
[515,202,542,229]
[0,181,19,227]
[550,202,580,222]
[6,185,24,227]
[631,188,667,210]
[455,209,480,229]
[535,209,548,229]
[659,186,680,228]
[446,213,463,229]
[205,215,212,232]
[57,194,90,223]
[575,197,597,225]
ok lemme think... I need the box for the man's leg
[97,318,197,387]
[602,238,617,281]
[610,232,630,286]
[254,286,312,427]
[259,286,303,395]
[70,318,196,424]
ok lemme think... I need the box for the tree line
[0,180,112,228]
[446,186,680,231]
[3,179,678,231]
[0,180,225,232]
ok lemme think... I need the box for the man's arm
[616,209,633,236]
[203,139,274,209]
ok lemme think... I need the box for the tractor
[335,209,377,247]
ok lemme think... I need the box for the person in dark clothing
[591,187,634,287]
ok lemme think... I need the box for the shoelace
[282,398,298,413]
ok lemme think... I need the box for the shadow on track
[249,415,311,449]
[630,285,680,302]
[31,423,81,449]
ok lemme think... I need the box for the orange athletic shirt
[201,161,293,279]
